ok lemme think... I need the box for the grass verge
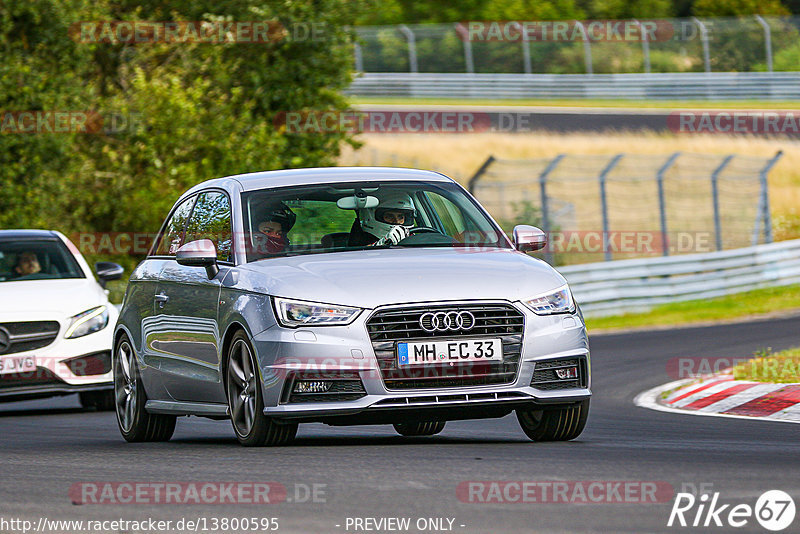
[585,284,800,332]
[732,347,800,383]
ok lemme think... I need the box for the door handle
[155,292,169,308]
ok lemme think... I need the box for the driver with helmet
[350,190,416,247]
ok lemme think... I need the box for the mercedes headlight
[274,298,361,327]
[65,306,109,338]
[522,286,575,315]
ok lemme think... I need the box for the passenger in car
[253,202,296,254]
[12,251,42,277]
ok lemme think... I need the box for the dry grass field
[339,132,800,241]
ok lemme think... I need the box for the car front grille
[530,356,588,391]
[367,303,524,390]
[0,321,60,355]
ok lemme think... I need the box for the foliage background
[2,0,798,276]
[1,0,361,272]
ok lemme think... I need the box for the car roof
[0,229,60,242]
[183,167,454,197]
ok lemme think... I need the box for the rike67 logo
[668,490,795,531]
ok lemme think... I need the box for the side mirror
[176,239,219,279]
[94,261,124,288]
[513,225,547,253]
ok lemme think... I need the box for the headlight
[65,306,109,338]
[274,298,361,327]
[522,286,575,315]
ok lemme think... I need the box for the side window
[154,196,196,256]
[425,192,466,236]
[184,191,233,262]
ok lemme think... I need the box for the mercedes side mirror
[94,261,124,288]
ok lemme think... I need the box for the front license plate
[0,355,36,375]
[397,339,503,366]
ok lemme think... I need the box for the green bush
[1,0,361,269]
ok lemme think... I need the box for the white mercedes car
[0,230,123,409]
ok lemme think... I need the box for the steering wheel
[408,226,441,235]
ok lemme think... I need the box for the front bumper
[252,300,590,423]
[0,311,116,401]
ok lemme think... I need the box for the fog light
[293,381,332,394]
[555,367,578,380]
[64,352,111,376]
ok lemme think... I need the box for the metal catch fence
[354,16,800,75]
[468,151,783,264]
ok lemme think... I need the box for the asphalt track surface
[1,316,799,534]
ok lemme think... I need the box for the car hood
[0,278,108,320]
[235,248,567,309]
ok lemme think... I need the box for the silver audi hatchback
[114,167,590,446]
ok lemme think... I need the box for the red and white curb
[635,374,800,424]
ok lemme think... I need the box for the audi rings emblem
[419,311,476,333]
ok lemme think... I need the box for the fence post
[539,154,565,265]
[353,42,364,72]
[509,21,532,73]
[710,155,734,251]
[692,17,711,73]
[598,154,623,261]
[754,15,773,73]
[574,21,593,75]
[467,155,495,195]
[657,152,680,256]
[398,25,418,73]
[754,150,782,244]
[454,23,475,74]
[633,19,651,74]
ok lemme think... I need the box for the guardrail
[560,239,800,316]
[347,72,800,100]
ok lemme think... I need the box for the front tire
[516,400,589,442]
[225,331,297,447]
[114,334,176,442]
[393,421,446,436]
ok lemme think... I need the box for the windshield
[0,239,84,282]
[241,180,510,261]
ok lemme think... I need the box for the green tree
[1,0,361,266]
[691,0,789,16]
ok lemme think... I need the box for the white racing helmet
[358,190,416,238]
